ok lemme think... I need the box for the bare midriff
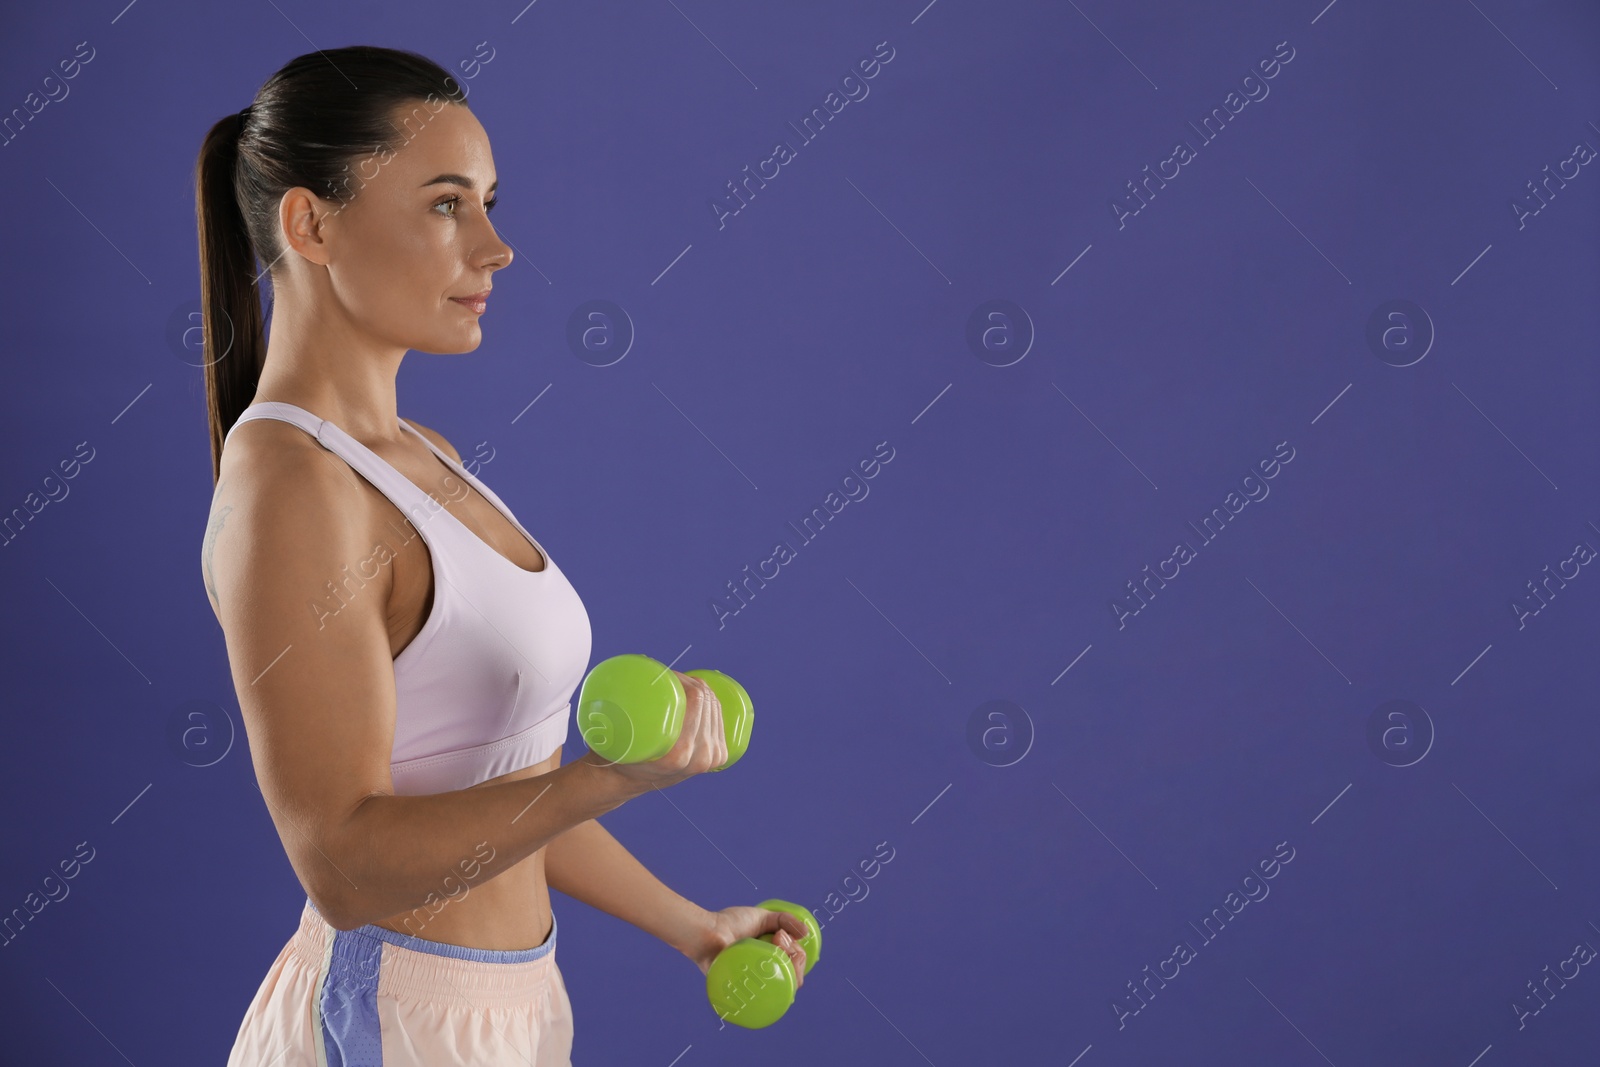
[368,752,560,952]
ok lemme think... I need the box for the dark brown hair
[194,45,468,485]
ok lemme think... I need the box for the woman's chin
[428,329,485,355]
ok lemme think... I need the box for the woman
[197,45,807,1066]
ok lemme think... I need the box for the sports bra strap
[225,401,447,529]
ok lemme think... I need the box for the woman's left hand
[685,905,809,988]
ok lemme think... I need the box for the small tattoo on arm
[204,481,232,611]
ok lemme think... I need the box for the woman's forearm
[321,757,638,930]
[544,815,715,958]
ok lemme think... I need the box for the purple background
[3,0,1599,1063]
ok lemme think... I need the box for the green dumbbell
[575,653,754,768]
[705,900,822,1029]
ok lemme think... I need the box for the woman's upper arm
[205,431,400,919]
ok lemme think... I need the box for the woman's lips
[450,294,488,314]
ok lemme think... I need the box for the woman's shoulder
[215,415,354,511]
[203,420,382,619]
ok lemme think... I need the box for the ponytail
[196,107,265,486]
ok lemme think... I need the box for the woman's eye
[435,195,499,218]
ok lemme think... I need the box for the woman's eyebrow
[419,174,499,193]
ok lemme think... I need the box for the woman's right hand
[584,671,727,794]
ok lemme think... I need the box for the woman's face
[314,101,513,356]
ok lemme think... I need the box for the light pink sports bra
[223,401,593,796]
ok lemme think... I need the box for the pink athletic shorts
[227,898,574,1066]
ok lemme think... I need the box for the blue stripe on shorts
[309,898,558,1065]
